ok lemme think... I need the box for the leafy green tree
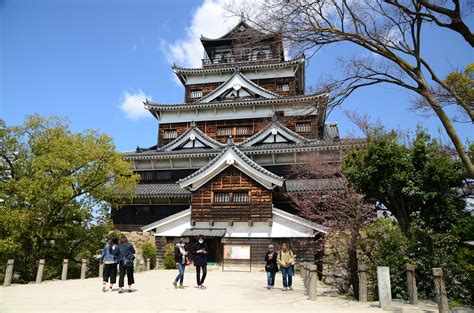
[342,129,466,235]
[0,115,138,281]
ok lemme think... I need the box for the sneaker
[195,285,201,289]
[282,287,288,291]
[179,284,184,289]
[172,281,177,289]
[118,288,124,294]
[102,285,107,292]
[200,285,207,289]
[267,286,271,290]
[289,287,293,291]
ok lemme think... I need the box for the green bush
[140,242,156,269]
[163,243,176,269]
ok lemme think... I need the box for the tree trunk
[423,91,474,178]
[348,231,360,299]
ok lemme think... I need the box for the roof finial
[227,136,234,146]
[271,115,278,122]
[190,120,196,127]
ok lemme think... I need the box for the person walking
[277,243,295,291]
[118,236,136,294]
[192,234,208,289]
[100,237,119,292]
[173,237,188,289]
[264,244,278,289]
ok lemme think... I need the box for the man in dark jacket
[192,234,208,289]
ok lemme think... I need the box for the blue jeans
[175,263,186,284]
[266,271,276,286]
[281,267,293,288]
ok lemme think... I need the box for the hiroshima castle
[113,21,354,265]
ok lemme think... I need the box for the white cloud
[160,0,240,68]
[119,89,151,120]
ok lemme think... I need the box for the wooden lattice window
[277,83,290,92]
[296,122,311,133]
[233,192,249,203]
[216,127,233,136]
[163,129,177,139]
[236,126,252,135]
[214,192,231,203]
[213,191,249,204]
[190,89,203,98]
[156,171,172,180]
[139,171,154,181]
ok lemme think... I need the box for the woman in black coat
[192,234,208,289]
[264,244,278,289]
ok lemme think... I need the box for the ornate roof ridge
[158,123,226,152]
[199,20,270,42]
[238,119,310,147]
[196,70,279,103]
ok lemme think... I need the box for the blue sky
[1,0,472,151]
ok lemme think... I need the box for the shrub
[163,243,176,269]
[140,242,156,269]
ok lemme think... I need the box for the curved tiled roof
[145,93,327,111]
[177,144,283,188]
[136,184,191,198]
[172,56,305,74]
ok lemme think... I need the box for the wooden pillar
[357,263,368,302]
[432,268,449,313]
[307,264,318,301]
[3,259,14,287]
[98,263,104,279]
[36,259,45,284]
[61,259,68,281]
[80,259,87,279]
[146,258,151,271]
[406,264,418,305]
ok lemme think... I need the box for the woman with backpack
[264,244,278,289]
[173,237,188,289]
[118,236,136,293]
[100,237,119,292]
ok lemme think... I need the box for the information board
[223,245,251,260]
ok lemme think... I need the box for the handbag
[185,257,191,266]
[122,255,135,268]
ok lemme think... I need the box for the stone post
[3,259,14,287]
[358,263,368,302]
[80,259,87,279]
[304,262,310,289]
[307,264,318,301]
[98,262,104,279]
[36,259,45,284]
[155,258,160,269]
[432,268,449,313]
[377,266,392,309]
[146,258,151,271]
[406,264,418,305]
[300,262,306,285]
[61,259,68,281]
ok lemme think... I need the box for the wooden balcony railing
[191,203,272,222]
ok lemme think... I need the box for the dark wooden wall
[158,116,320,147]
[191,167,272,222]
[112,204,189,231]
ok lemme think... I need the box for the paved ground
[0,268,440,313]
